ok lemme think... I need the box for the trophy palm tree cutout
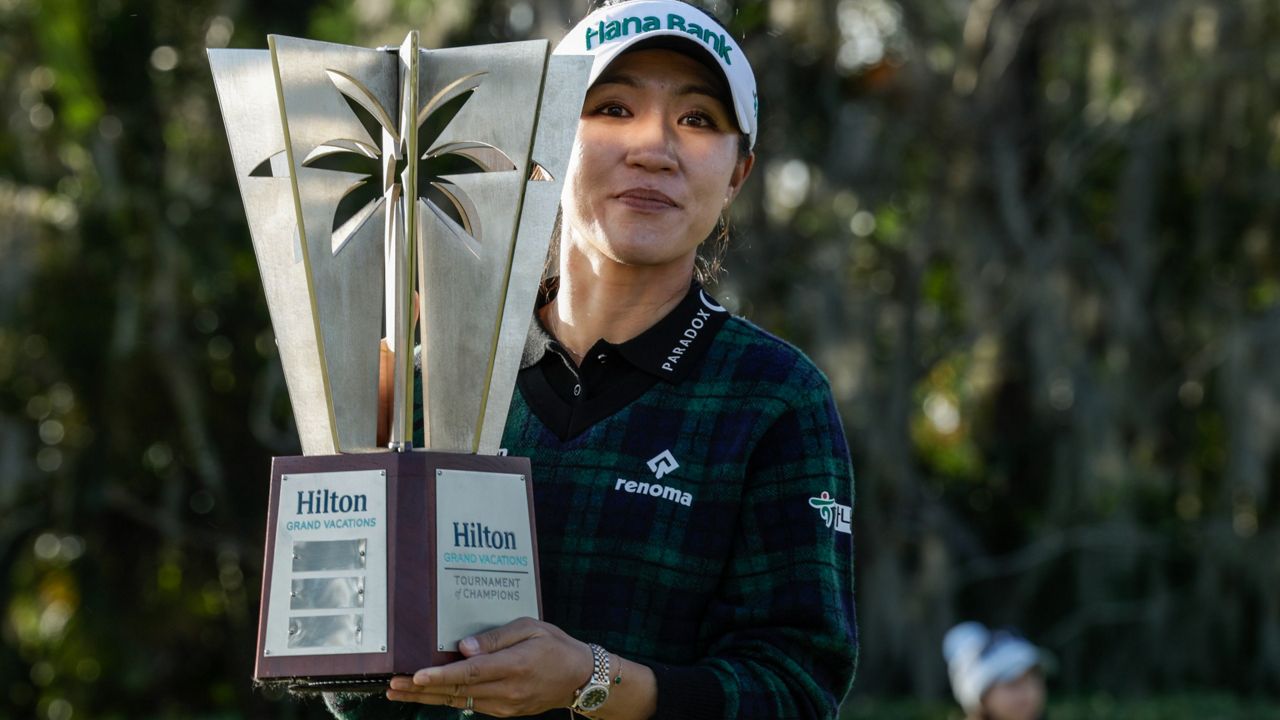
[248,67,554,259]
[209,32,589,456]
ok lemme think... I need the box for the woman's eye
[593,103,630,117]
[680,111,718,129]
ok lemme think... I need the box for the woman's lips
[615,188,679,211]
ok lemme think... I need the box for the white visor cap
[553,0,758,150]
[944,623,1042,713]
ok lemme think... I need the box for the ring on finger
[461,696,475,717]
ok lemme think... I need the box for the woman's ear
[726,152,755,205]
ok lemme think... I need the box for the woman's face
[982,669,1046,720]
[560,48,753,275]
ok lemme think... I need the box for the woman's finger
[386,687,499,714]
[460,616,543,656]
[410,652,503,688]
[387,676,417,691]
[386,676,468,695]
[384,689,456,706]
[388,682,531,716]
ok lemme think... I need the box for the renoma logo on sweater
[647,450,679,479]
[616,450,691,506]
[583,13,735,65]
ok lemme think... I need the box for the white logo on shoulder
[808,492,852,535]
[647,449,679,479]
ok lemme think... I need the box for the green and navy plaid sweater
[327,286,857,719]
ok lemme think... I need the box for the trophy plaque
[209,32,589,690]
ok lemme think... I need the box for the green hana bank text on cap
[583,12,735,66]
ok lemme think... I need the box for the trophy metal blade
[414,41,547,453]
[209,48,338,455]
[478,53,592,453]
[270,35,398,453]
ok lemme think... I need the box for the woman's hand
[386,617,594,717]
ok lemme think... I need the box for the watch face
[577,684,609,711]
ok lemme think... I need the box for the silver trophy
[209,32,588,690]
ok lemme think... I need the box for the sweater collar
[521,278,730,383]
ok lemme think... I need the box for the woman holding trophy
[331,1,856,717]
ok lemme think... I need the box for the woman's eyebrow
[592,71,642,89]
[676,82,726,102]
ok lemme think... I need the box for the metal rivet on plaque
[380,645,387,652]
[436,469,443,477]
[264,650,271,656]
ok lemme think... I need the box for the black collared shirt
[518,279,730,440]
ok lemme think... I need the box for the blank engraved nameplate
[263,470,388,657]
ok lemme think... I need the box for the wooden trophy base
[253,451,540,691]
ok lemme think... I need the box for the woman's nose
[624,111,678,172]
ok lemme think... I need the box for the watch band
[570,643,612,712]
[588,643,609,684]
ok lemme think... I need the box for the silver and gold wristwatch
[570,643,611,713]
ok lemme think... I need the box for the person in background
[943,622,1047,720]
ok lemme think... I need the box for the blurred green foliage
[1,0,1277,717]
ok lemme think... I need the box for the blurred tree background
[1,0,1277,718]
